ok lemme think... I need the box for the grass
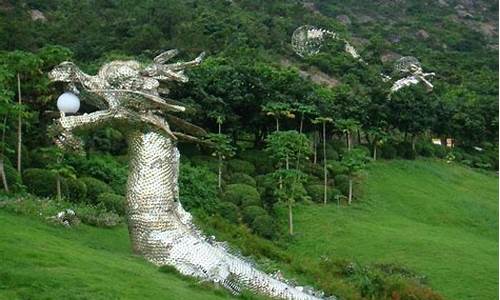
[0,210,237,300]
[286,159,498,300]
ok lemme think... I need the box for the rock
[416,29,430,40]
[357,15,374,24]
[30,9,47,22]
[336,15,351,26]
[455,5,474,18]
[388,34,401,44]
[438,0,449,6]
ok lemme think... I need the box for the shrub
[327,160,348,176]
[66,154,127,195]
[227,159,255,175]
[380,143,397,159]
[319,143,339,161]
[222,184,261,207]
[4,162,22,192]
[85,127,127,155]
[242,205,267,225]
[218,202,239,223]
[334,174,350,196]
[239,150,273,174]
[432,145,447,159]
[190,155,221,174]
[416,141,434,157]
[97,193,126,215]
[306,184,341,203]
[251,214,276,239]
[64,177,87,203]
[80,177,113,204]
[77,205,121,228]
[23,168,66,198]
[302,162,324,178]
[397,142,416,160]
[179,163,219,213]
[229,172,257,187]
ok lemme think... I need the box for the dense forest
[0,1,498,299]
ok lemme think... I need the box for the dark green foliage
[241,205,266,225]
[432,145,448,159]
[66,154,127,195]
[190,155,221,174]
[97,193,126,216]
[318,143,339,161]
[4,162,22,192]
[85,128,127,155]
[416,141,435,157]
[380,143,397,159]
[227,159,256,175]
[218,202,239,223]
[251,215,275,239]
[80,177,113,204]
[239,150,273,174]
[229,172,256,187]
[179,163,219,213]
[23,168,66,198]
[397,142,417,160]
[302,162,324,178]
[334,174,350,196]
[327,160,348,176]
[222,184,261,207]
[306,184,341,203]
[64,177,87,203]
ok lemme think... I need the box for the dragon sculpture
[48,50,328,300]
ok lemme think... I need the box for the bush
[179,163,219,213]
[306,184,341,203]
[85,127,127,155]
[319,143,339,161]
[416,141,435,157]
[251,214,276,239]
[66,154,127,195]
[380,143,397,159]
[77,205,121,227]
[302,162,324,178]
[222,184,261,207]
[242,205,267,225]
[397,142,416,160]
[23,168,66,198]
[190,155,221,174]
[227,159,256,175]
[97,193,126,215]
[64,177,87,203]
[327,160,348,176]
[80,177,113,204]
[229,172,257,187]
[334,174,350,196]
[4,162,22,192]
[239,150,273,174]
[218,202,239,223]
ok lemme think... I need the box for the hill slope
[286,159,498,300]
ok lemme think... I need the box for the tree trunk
[411,134,417,152]
[348,177,353,205]
[218,155,222,190]
[288,201,293,235]
[16,73,22,175]
[0,160,9,193]
[275,118,279,132]
[373,143,377,160]
[285,154,289,170]
[313,131,318,164]
[323,122,327,204]
[357,129,361,145]
[347,131,352,152]
[56,175,61,201]
[299,113,304,134]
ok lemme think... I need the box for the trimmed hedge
[239,150,273,174]
[227,159,255,175]
[251,214,275,239]
[229,172,257,187]
[334,174,350,196]
[23,168,66,198]
[80,176,114,204]
[242,205,267,225]
[219,202,239,223]
[222,184,261,207]
[327,160,348,176]
[97,192,126,215]
[65,177,87,203]
[306,184,341,203]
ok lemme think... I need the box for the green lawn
[0,210,235,300]
[287,159,498,300]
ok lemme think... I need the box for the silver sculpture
[48,50,327,300]
[387,56,435,97]
[292,25,363,62]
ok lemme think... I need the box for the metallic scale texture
[48,50,328,300]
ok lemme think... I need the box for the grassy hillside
[285,159,498,300]
[0,211,238,300]
[0,159,497,300]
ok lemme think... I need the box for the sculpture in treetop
[48,50,327,300]
[291,25,435,97]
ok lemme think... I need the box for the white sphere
[57,92,80,114]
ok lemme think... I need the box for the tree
[335,118,361,152]
[262,101,295,132]
[312,117,333,204]
[43,147,76,201]
[366,127,389,160]
[293,102,317,134]
[265,130,311,171]
[341,149,369,204]
[204,133,235,190]
[0,60,16,192]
